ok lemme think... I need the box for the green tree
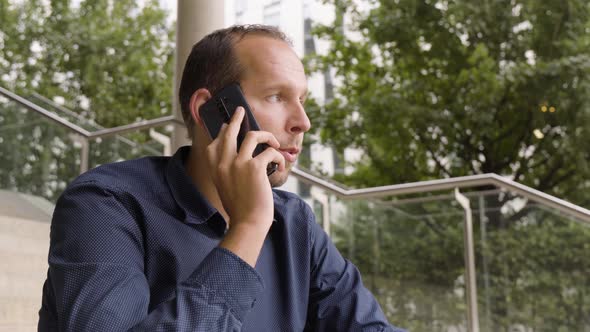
[308,0,590,207]
[0,0,175,200]
[307,0,590,330]
[0,0,174,126]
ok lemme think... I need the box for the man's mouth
[278,147,300,163]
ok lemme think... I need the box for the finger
[217,122,229,137]
[254,148,286,173]
[209,122,228,148]
[236,131,280,161]
[206,122,228,163]
[219,107,245,157]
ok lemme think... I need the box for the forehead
[234,35,307,91]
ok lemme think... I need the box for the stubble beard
[269,162,293,188]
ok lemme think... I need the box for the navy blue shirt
[39,146,404,331]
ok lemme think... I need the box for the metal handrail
[291,168,590,223]
[0,86,183,173]
[30,93,162,154]
[2,85,589,223]
[1,86,92,136]
[89,115,182,139]
[0,86,184,138]
[30,92,104,130]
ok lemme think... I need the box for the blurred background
[1,0,589,331]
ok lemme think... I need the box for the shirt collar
[165,146,218,225]
[165,145,279,227]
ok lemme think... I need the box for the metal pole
[479,195,492,331]
[290,168,590,224]
[454,188,480,332]
[79,136,89,174]
[322,195,331,236]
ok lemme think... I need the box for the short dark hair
[178,24,292,138]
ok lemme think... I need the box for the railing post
[79,136,89,174]
[322,197,331,237]
[454,188,480,332]
[479,194,492,331]
[69,133,89,174]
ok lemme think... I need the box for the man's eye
[267,94,281,103]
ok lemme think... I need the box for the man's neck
[185,146,230,224]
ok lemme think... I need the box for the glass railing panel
[473,190,590,332]
[87,126,172,169]
[309,187,469,331]
[26,94,102,132]
[0,97,81,203]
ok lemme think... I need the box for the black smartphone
[199,83,278,176]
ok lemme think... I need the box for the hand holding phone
[199,83,278,176]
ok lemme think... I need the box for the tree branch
[416,131,453,177]
[537,158,564,192]
[543,168,576,193]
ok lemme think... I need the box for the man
[38,25,405,331]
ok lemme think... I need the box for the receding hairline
[233,32,294,48]
[226,25,293,46]
[232,33,300,71]
[228,32,298,90]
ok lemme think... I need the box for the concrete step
[0,297,40,332]
[0,215,50,332]
[0,190,53,223]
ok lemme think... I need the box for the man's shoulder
[67,155,170,196]
[272,189,316,225]
[272,189,308,210]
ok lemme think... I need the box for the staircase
[0,191,52,332]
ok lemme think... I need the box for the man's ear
[189,88,212,129]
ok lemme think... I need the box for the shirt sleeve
[303,202,406,332]
[38,181,263,332]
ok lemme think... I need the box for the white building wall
[227,0,306,58]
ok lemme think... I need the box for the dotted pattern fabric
[38,146,406,331]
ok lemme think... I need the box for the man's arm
[303,203,406,332]
[39,183,263,331]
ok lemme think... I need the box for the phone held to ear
[199,83,278,176]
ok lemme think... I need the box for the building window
[263,1,281,27]
[235,0,248,23]
[235,0,247,15]
[304,18,316,55]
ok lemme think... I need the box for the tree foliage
[0,0,175,126]
[308,0,590,207]
[0,0,175,200]
[307,0,590,330]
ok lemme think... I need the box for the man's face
[235,36,311,187]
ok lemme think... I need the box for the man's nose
[288,101,311,134]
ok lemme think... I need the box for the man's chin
[269,163,293,188]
